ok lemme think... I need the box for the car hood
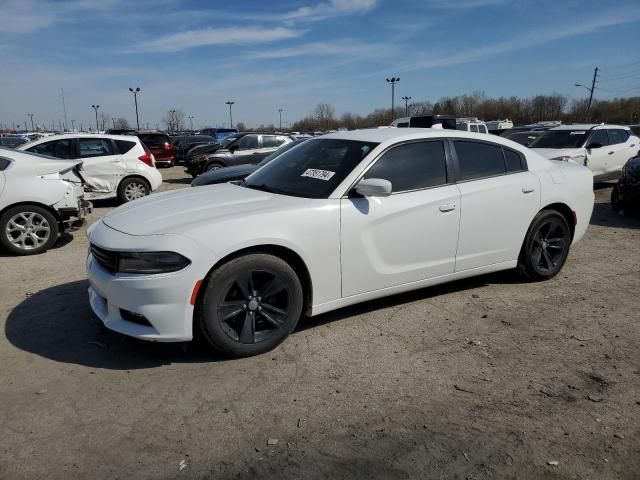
[191,164,258,186]
[102,183,301,236]
[530,147,585,160]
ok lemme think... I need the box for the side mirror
[229,145,238,153]
[355,178,392,197]
[587,142,602,149]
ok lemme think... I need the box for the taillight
[163,142,173,151]
[138,146,155,167]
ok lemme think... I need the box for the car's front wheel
[0,205,59,255]
[117,177,150,203]
[517,210,571,281]
[198,254,304,358]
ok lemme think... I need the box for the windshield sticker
[570,131,586,135]
[301,169,336,181]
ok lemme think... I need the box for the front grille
[90,244,118,274]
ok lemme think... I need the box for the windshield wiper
[240,180,289,195]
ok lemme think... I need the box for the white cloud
[248,40,387,59]
[136,27,303,53]
[426,0,508,8]
[284,0,377,21]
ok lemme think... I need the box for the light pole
[91,105,100,131]
[112,118,116,128]
[188,115,194,131]
[169,109,176,131]
[278,108,283,131]
[129,87,141,131]
[226,101,235,128]
[71,119,75,132]
[386,77,400,121]
[574,67,598,122]
[401,96,412,116]
[27,113,35,132]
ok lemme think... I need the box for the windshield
[243,138,378,198]
[258,140,305,166]
[529,130,588,149]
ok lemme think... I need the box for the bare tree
[314,103,336,131]
[114,117,130,129]
[235,121,247,131]
[99,112,111,131]
[163,109,186,131]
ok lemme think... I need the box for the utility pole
[91,105,100,131]
[61,88,68,132]
[574,67,598,123]
[24,121,28,132]
[386,77,400,121]
[402,96,412,116]
[129,87,141,130]
[188,115,194,131]
[112,118,116,128]
[226,101,235,128]
[71,119,75,132]
[278,109,283,131]
[27,113,35,132]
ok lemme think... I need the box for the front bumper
[86,222,218,342]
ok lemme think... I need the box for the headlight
[118,252,190,274]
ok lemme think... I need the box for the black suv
[173,135,217,164]
[185,132,292,177]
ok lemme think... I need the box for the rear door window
[364,141,448,192]
[504,149,526,172]
[608,129,630,145]
[236,134,259,150]
[262,135,285,148]
[453,141,506,181]
[470,124,479,133]
[26,139,75,159]
[79,138,114,158]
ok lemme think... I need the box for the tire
[611,185,623,213]
[197,254,304,358]
[117,177,150,204]
[205,162,224,173]
[0,205,59,256]
[517,210,571,281]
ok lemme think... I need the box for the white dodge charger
[87,129,594,357]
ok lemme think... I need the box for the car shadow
[163,177,192,185]
[590,201,640,230]
[5,271,522,370]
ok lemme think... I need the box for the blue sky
[1,0,639,130]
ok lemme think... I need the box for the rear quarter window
[0,157,11,170]
[115,140,136,154]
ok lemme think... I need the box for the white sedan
[87,129,594,357]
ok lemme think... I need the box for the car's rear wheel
[611,184,624,213]
[205,162,224,173]
[117,177,150,204]
[517,210,571,281]
[198,254,304,358]
[0,205,59,255]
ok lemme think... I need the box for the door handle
[439,203,456,212]
[608,151,614,155]
[522,186,535,194]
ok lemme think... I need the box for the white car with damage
[87,129,594,357]
[0,147,90,255]
[19,134,162,203]
[529,124,639,181]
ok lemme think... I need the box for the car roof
[321,127,501,143]
[550,124,630,131]
[20,133,142,149]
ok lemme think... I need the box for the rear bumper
[58,199,92,231]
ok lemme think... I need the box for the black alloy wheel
[198,254,303,357]
[517,210,571,281]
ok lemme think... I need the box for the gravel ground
[1,166,639,479]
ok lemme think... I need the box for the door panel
[455,172,540,271]
[78,138,124,194]
[340,185,461,297]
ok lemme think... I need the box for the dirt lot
[1,167,639,479]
